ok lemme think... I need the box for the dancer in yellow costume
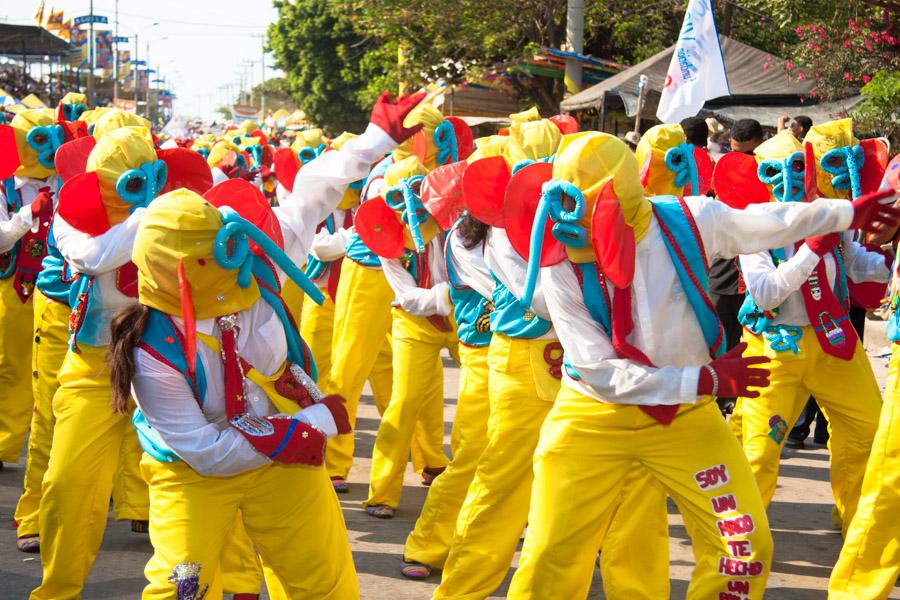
[436,116,671,600]
[734,124,887,534]
[830,206,900,598]
[298,131,359,395]
[112,188,356,600]
[401,207,493,578]
[360,155,459,517]
[325,104,465,491]
[29,125,205,600]
[0,109,60,468]
[503,131,899,600]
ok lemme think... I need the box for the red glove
[805,232,840,257]
[850,188,900,233]
[697,342,771,399]
[231,414,326,465]
[239,168,260,182]
[29,191,54,219]
[319,394,352,435]
[369,91,427,143]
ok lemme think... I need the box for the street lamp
[132,22,159,116]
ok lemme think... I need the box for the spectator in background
[710,119,764,415]
[778,115,813,140]
[680,116,709,148]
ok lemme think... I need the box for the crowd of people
[1,87,899,600]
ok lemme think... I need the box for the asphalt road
[2,329,900,599]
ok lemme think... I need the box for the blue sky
[2,0,280,119]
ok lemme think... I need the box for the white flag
[656,0,730,123]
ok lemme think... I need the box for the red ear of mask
[59,120,89,142]
[273,147,301,192]
[250,129,268,145]
[217,150,239,172]
[859,138,889,196]
[461,156,511,227]
[711,152,770,209]
[421,160,468,230]
[639,150,652,189]
[260,145,275,169]
[691,147,714,196]
[55,136,97,183]
[0,124,21,180]
[203,178,284,251]
[57,172,111,236]
[549,114,579,135]
[804,142,818,202]
[591,180,635,289]
[503,161,566,266]
[157,148,213,196]
[353,197,406,259]
[446,117,474,161]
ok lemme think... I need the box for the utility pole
[112,0,118,100]
[133,33,138,103]
[145,41,150,119]
[564,0,584,95]
[721,0,734,36]
[253,34,266,116]
[87,0,95,105]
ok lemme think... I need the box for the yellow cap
[634,124,686,197]
[92,109,152,140]
[395,103,445,169]
[509,106,541,123]
[79,106,112,126]
[384,156,440,251]
[134,189,260,319]
[11,109,57,179]
[59,92,87,107]
[552,131,649,262]
[467,135,509,163]
[330,131,358,151]
[803,118,858,199]
[291,128,327,153]
[86,126,156,226]
[501,118,561,170]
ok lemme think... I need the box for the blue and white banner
[656,0,730,123]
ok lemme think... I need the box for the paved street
[2,330,900,599]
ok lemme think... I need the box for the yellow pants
[738,328,881,533]
[435,335,562,599]
[219,515,264,595]
[829,343,900,599]
[508,387,774,600]
[324,260,395,479]
[436,334,670,599]
[30,345,145,600]
[140,455,358,599]
[300,291,336,392]
[0,278,34,461]
[404,343,490,567]
[364,308,458,508]
[15,292,69,536]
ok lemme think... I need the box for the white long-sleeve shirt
[544,196,855,406]
[309,210,352,263]
[739,231,888,326]
[0,175,60,253]
[55,124,396,346]
[446,227,494,300]
[485,227,557,339]
[381,236,452,317]
[132,300,337,477]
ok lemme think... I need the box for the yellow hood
[383,156,439,251]
[501,118,561,170]
[134,188,260,320]
[803,118,858,199]
[634,124,686,197]
[86,126,157,226]
[395,103,445,169]
[11,109,57,179]
[92,109,152,140]
[552,131,649,263]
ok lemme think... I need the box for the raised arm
[53,208,145,275]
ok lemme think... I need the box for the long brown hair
[107,303,150,414]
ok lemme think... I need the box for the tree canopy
[267,0,898,137]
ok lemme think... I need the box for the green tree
[267,0,381,132]
[853,70,900,141]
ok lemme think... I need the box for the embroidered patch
[231,413,275,437]
[695,464,729,490]
[767,415,787,444]
[475,300,494,333]
[543,341,564,379]
[718,557,763,577]
[717,513,756,537]
[168,562,209,600]
[719,580,751,599]
[711,493,738,514]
